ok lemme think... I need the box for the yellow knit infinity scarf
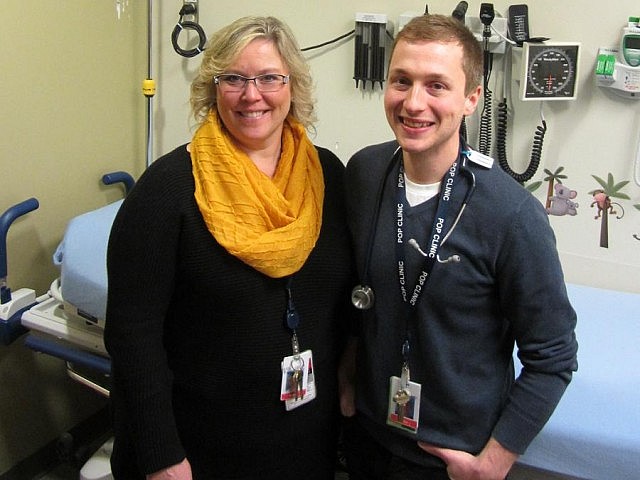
[191,110,324,278]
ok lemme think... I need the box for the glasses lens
[255,74,284,92]
[216,74,287,92]
[217,74,244,91]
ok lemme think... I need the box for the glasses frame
[213,73,290,93]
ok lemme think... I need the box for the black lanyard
[394,157,462,362]
[395,160,460,307]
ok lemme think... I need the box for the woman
[105,16,354,479]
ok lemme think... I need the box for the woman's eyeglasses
[214,74,290,93]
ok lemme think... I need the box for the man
[341,14,577,480]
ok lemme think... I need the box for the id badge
[280,349,316,411]
[386,375,421,433]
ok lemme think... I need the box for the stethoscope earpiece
[409,239,461,263]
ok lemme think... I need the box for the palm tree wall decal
[589,173,630,248]
[544,167,568,209]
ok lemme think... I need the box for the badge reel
[351,284,374,310]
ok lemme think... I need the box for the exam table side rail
[24,334,111,375]
[0,197,39,344]
[24,332,111,397]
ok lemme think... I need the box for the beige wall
[0,0,145,473]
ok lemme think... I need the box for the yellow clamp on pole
[142,78,156,98]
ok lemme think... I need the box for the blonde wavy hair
[190,16,316,129]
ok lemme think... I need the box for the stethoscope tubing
[360,146,402,283]
[352,144,476,310]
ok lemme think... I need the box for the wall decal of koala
[546,184,578,216]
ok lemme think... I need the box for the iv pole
[142,0,155,168]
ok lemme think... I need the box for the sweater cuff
[138,433,186,475]
[491,372,572,454]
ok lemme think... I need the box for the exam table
[11,180,640,480]
[16,172,132,480]
[515,283,640,480]
[20,171,134,386]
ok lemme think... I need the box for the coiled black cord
[528,120,547,174]
[172,21,207,58]
[478,86,492,155]
[496,98,546,184]
[495,98,509,169]
[171,4,207,58]
[478,49,493,156]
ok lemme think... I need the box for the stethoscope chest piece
[351,285,374,310]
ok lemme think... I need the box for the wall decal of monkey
[589,173,630,248]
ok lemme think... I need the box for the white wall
[154,0,639,296]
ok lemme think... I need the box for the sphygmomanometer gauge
[521,42,581,101]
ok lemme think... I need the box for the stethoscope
[351,141,477,310]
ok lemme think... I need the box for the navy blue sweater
[345,141,578,466]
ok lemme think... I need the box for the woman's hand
[146,458,193,480]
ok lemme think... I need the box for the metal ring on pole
[171,20,206,58]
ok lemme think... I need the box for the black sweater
[105,145,355,479]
